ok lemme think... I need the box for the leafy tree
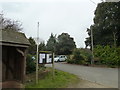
[56,33,76,55]
[85,2,120,47]
[46,33,56,52]
[85,28,91,49]
[39,42,46,51]
[28,37,37,55]
[0,13,22,32]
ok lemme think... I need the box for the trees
[55,33,76,55]
[85,28,91,49]
[28,37,37,55]
[0,13,22,32]
[84,2,120,66]
[46,33,56,52]
[28,37,46,55]
[85,2,120,48]
[46,33,76,55]
[39,42,46,51]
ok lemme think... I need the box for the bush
[67,48,91,64]
[94,45,120,66]
[80,48,92,64]
[26,54,36,74]
[116,47,120,67]
[66,55,74,64]
[73,49,84,64]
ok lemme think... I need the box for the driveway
[46,62,118,88]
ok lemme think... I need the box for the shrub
[94,45,120,66]
[66,55,74,64]
[80,48,92,64]
[67,48,90,64]
[73,49,84,64]
[26,54,36,74]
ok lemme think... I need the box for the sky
[0,0,102,48]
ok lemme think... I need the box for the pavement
[45,62,118,88]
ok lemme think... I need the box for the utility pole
[0,12,3,30]
[91,28,94,64]
[36,22,39,84]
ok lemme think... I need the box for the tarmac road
[46,62,118,88]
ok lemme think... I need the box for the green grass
[25,68,79,88]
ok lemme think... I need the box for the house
[0,30,30,88]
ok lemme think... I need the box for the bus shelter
[0,30,30,88]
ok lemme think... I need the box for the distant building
[105,0,120,2]
[0,30,30,88]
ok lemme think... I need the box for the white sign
[39,54,45,63]
[39,53,52,64]
[47,54,52,63]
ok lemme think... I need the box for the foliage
[116,47,120,67]
[28,37,46,55]
[80,48,92,63]
[39,42,46,51]
[56,33,76,55]
[25,68,79,88]
[27,37,37,55]
[85,28,91,49]
[26,54,36,74]
[0,13,22,32]
[67,48,92,65]
[72,49,84,64]
[94,45,120,66]
[46,33,76,55]
[46,33,56,52]
[85,2,120,48]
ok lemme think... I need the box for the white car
[54,55,67,62]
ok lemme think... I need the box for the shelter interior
[2,46,26,82]
[2,46,26,88]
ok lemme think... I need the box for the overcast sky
[0,0,102,48]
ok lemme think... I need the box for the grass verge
[25,68,79,88]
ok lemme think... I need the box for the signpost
[36,22,39,84]
[35,22,55,84]
[37,51,55,82]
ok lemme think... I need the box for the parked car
[54,55,67,62]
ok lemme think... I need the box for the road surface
[46,62,118,88]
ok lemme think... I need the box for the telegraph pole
[36,22,39,84]
[0,12,3,30]
[89,0,96,65]
[91,28,94,64]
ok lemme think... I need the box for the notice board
[39,53,52,64]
